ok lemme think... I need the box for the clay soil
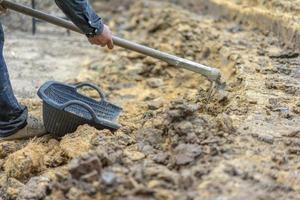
[0,0,300,200]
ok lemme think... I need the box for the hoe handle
[1,0,221,82]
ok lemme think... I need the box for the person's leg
[0,23,28,137]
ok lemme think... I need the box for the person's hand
[88,24,114,49]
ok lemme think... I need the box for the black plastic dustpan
[38,81,122,137]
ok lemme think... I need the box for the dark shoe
[0,115,47,141]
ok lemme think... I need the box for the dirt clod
[147,78,164,88]
[173,143,202,165]
[0,177,24,200]
[4,142,46,180]
[69,154,102,180]
[17,176,50,200]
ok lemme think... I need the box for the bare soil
[0,0,300,200]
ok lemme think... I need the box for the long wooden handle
[2,0,221,82]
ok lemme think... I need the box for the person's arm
[55,0,113,49]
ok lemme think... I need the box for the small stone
[65,187,85,200]
[1,178,24,200]
[101,171,116,186]
[174,121,194,135]
[213,90,229,104]
[80,170,99,183]
[136,128,164,148]
[288,147,300,155]
[293,103,300,114]
[0,142,20,159]
[179,169,194,189]
[140,145,155,155]
[216,114,235,133]
[153,152,169,164]
[89,62,101,71]
[147,78,164,88]
[167,100,200,119]
[267,47,282,58]
[269,50,299,59]
[257,134,274,144]
[144,93,157,101]
[147,180,165,189]
[201,47,211,58]
[143,57,157,65]
[119,126,132,135]
[69,155,102,180]
[124,149,145,161]
[285,130,300,137]
[147,99,163,110]
[0,163,3,173]
[174,144,202,165]
[17,176,50,200]
[271,154,287,165]
[116,132,134,146]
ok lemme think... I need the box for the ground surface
[0,0,300,200]
[5,31,86,98]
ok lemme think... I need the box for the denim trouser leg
[0,23,27,137]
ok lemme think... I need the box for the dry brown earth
[0,0,299,200]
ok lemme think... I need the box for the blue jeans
[0,23,27,137]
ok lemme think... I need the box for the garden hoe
[0,0,225,141]
[1,0,224,86]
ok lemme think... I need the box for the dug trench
[1,1,300,200]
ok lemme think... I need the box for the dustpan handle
[61,100,98,121]
[74,82,106,101]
